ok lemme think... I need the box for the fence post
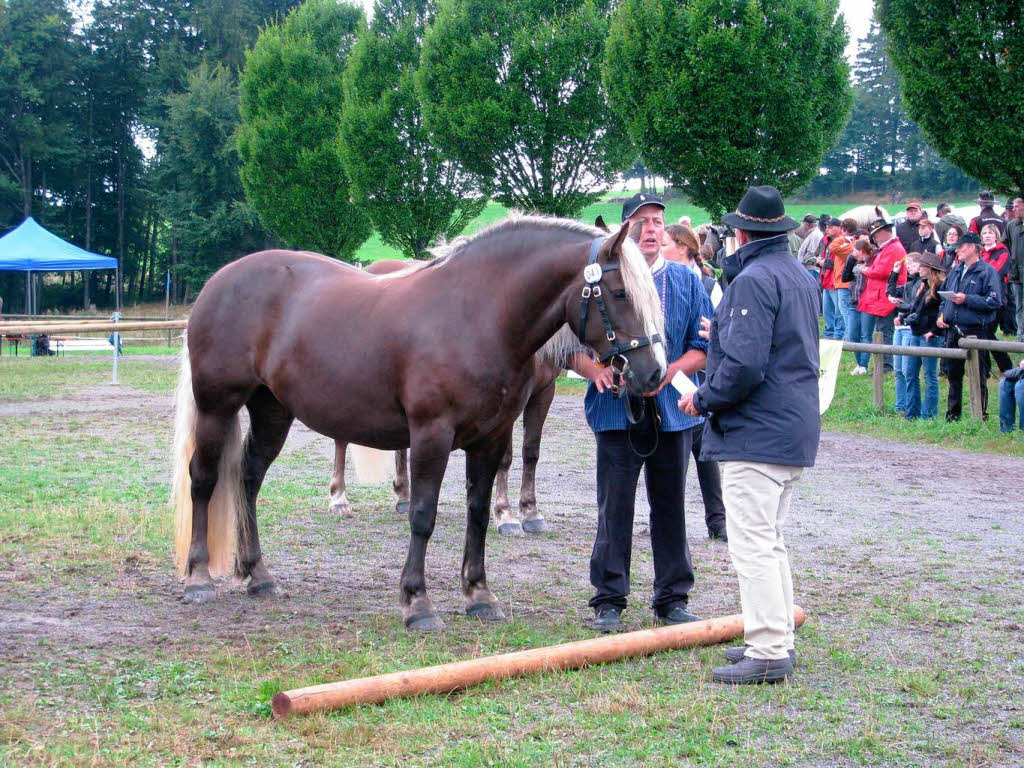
[871,330,885,411]
[965,335,983,420]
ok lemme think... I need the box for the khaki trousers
[721,461,803,660]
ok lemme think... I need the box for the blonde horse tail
[171,342,247,578]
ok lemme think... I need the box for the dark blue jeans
[999,378,1024,432]
[846,310,874,367]
[904,334,942,419]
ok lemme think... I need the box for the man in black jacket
[896,201,924,253]
[937,232,1001,420]
[678,186,820,685]
[1005,198,1024,341]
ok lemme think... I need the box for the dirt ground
[2,373,1023,764]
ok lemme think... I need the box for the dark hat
[868,217,893,236]
[802,213,818,224]
[721,185,799,233]
[957,231,982,248]
[824,216,843,229]
[917,251,948,273]
[977,190,996,205]
[621,192,665,222]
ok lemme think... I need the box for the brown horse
[328,260,563,536]
[170,215,665,631]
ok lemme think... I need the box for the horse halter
[577,237,663,392]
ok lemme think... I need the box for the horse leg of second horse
[520,376,556,534]
[462,434,509,621]
[393,448,410,516]
[400,426,453,631]
[491,435,522,536]
[239,388,293,596]
[329,441,352,515]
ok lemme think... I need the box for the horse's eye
[612,289,626,299]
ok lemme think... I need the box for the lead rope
[626,264,667,459]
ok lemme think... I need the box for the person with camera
[899,253,948,419]
[678,186,820,685]
[857,218,908,375]
[937,232,1001,421]
[570,193,712,633]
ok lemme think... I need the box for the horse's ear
[595,215,610,233]
[604,217,632,259]
[875,206,883,218]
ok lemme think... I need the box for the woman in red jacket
[981,224,1013,372]
[855,219,908,374]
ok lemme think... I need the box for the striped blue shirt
[584,258,712,432]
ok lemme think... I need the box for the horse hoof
[498,522,524,537]
[466,602,506,622]
[329,503,352,516]
[406,612,445,632]
[521,518,549,534]
[247,580,280,597]
[182,584,215,604]
[396,501,410,517]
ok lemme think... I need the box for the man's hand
[592,365,616,394]
[952,292,966,305]
[936,314,948,329]
[887,295,901,304]
[698,316,711,340]
[678,392,700,417]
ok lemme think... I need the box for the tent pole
[25,271,31,315]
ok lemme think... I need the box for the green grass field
[354,198,968,262]
[1,355,1022,766]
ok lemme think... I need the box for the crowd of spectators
[787,193,1024,432]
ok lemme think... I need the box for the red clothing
[982,243,1010,283]
[857,236,907,316]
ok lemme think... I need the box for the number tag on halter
[583,263,603,284]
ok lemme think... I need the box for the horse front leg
[491,436,522,536]
[393,448,410,516]
[329,441,352,516]
[400,426,453,632]
[519,376,556,534]
[463,432,511,621]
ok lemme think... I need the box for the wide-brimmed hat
[917,252,948,272]
[868,217,893,236]
[977,190,996,205]
[621,192,665,222]
[721,185,799,233]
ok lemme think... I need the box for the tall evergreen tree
[878,0,1024,195]
[603,0,851,219]
[417,0,633,218]
[339,0,488,259]
[238,0,370,260]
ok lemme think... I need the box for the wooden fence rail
[840,333,1024,419]
[0,320,188,335]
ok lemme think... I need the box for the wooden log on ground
[273,606,806,717]
[871,331,885,411]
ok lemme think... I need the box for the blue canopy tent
[0,217,118,314]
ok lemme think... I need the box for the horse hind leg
[491,435,522,536]
[394,448,410,516]
[239,387,294,596]
[329,441,352,516]
[520,376,556,534]
[181,406,247,604]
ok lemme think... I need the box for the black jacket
[940,260,1001,331]
[896,220,921,253]
[695,234,820,467]
[903,283,942,337]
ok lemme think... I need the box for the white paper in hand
[671,370,698,395]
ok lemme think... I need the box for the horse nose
[646,368,662,392]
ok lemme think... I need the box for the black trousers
[945,326,989,420]
[875,312,896,372]
[985,323,1013,373]
[589,429,694,614]
[688,424,725,533]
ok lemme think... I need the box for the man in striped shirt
[571,193,713,632]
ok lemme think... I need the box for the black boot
[724,645,795,665]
